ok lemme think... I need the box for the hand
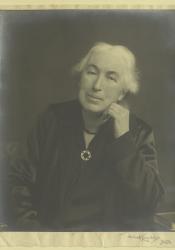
[107,102,130,138]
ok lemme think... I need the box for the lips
[87,94,103,101]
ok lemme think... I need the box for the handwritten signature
[127,233,172,246]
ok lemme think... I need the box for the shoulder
[31,100,80,140]
[48,99,80,118]
[35,99,80,131]
[39,99,79,121]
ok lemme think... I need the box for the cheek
[78,80,89,97]
[79,76,92,91]
[104,86,122,101]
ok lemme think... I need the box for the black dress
[7,100,164,231]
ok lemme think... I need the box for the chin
[79,95,106,113]
[82,102,105,114]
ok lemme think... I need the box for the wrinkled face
[78,49,126,114]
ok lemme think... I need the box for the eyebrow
[86,64,98,70]
[86,64,120,77]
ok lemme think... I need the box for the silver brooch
[81,150,92,161]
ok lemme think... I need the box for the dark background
[0,10,175,216]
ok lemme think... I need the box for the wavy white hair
[72,42,140,94]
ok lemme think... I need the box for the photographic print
[0,4,175,248]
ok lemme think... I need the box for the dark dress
[8,100,164,231]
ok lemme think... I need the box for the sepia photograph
[0,9,175,233]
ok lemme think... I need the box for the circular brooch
[81,150,92,161]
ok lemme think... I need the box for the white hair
[72,42,140,94]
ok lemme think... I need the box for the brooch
[81,150,92,161]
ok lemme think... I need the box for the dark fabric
[7,100,164,231]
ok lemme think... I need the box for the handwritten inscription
[127,233,173,246]
[160,239,172,246]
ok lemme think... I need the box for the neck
[82,109,105,133]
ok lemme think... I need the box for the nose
[92,74,103,91]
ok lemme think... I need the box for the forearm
[105,131,164,213]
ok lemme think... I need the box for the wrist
[114,127,129,138]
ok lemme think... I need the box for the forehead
[87,49,126,73]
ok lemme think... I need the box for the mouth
[87,94,103,101]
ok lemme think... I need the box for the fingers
[107,102,129,118]
[110,102,128,112]
[107,102,130,138]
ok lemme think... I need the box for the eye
[108,75,117,82]
[85,65,98,76]
[87,70,97,75]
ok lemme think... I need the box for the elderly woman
[8,42,164,231]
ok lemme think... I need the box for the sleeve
[105,119,165,219]
[7,106,55,231]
